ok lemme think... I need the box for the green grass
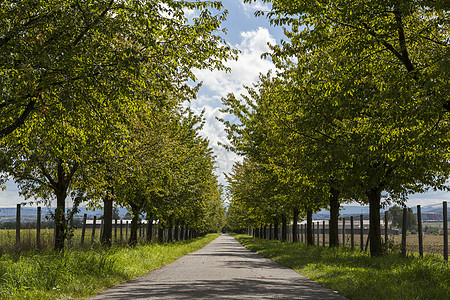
[234,234,449,300]
[0,233,220,299]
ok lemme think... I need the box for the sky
[0,0,449,208]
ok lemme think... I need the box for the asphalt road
[90,234,348,299]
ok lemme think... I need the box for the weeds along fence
[0,204,200,253]
[248,201,449,261]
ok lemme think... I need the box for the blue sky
[0,0,448,208]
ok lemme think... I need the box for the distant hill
[312,203,448,220]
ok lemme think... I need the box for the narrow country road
[91,234,347,299]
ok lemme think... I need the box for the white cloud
[189,27,276,184]
[194,27,276,100]
[183,7,199,20]
[184,102,242,185]
[407,190,450,207]
[238,0,271,18]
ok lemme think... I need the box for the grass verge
[0,233,220,299]
[233,234,449,300]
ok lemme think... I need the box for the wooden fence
[248,201,449,261]
[3,205,198,251]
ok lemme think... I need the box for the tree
[247,0,449,111]
[388,205,417,231]
[1,1,237,250]
[0,0,237,138]
[238,0,450,256]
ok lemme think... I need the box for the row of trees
[0,1,235,250]
[224,1,449,256]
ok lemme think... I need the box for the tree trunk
[306,210,313,245]
[292,208,299,243]
[158,225,164,243]
[329,188,340,247]
[101,194,113,246]
[180,224,185,240]
[281,214,287,241]
[129,205,140,246]
[273,218,279,240]
[168,223,173,242]
[146,214,153,242]
[174,222,179,241]
[54,189,66,251]
[366,188,383,256]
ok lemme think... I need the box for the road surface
[91,234,347,299]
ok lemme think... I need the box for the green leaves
[0,0,237,138]
[0,1,235,246]
[223,0,450,235]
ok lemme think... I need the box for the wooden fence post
[36,206,41,248]
[114,219,118,243]
[401,207,407,256]
[120,220,123,242]
[351,216,354,250]
[147,219,153,242]
[316,222,319,245]
[360,215,364,252]
[443,201,448,262]
[158,226,164,243]
[342,218,346,247]
[322,221,325,247]
[81,214,87,245]
[312,222,315,245]
[16,204,21,246]
[384,211,388,243]
[300,224,303,243]
[91,216,96,244]
[417,205,423,258]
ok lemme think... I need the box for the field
[285,230,449,258]
[0,226,152,253]
[234,234,450,300]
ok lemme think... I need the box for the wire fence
[248,201,449,261]
[0,205,199,253]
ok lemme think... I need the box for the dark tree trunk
[366,188,383,256]
[181,225,185,240]
[281,214,287,241]
[329,188,340,247]
[306,210,313,245]
[292,208,299,243]
[274,218,279,240]
[146,214,153,242]
[168,221,173,242]
[101,194,113,246]
[158,225,164,243]
[54,189,66,251]
[129,205,140,246]
[174,222,179,242]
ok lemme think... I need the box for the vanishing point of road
[91,234,347,299]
